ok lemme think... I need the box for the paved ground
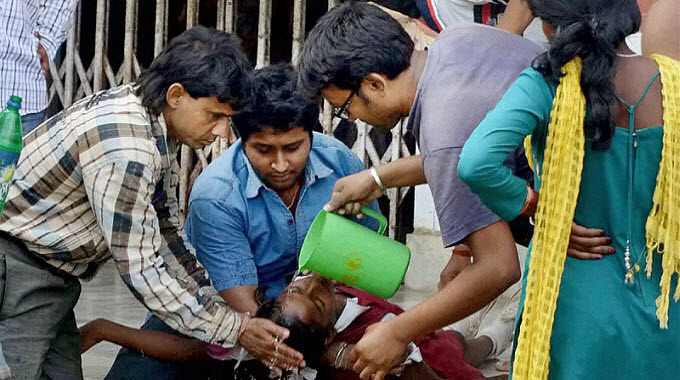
[75,233,451,379]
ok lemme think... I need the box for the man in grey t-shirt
[409,23,541,247]
[298,3,610,379]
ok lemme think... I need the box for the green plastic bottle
[0,96,23,214]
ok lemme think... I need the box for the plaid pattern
[0,85,243,347]
[0,0,78,115]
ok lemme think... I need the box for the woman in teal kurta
[457,1,680,378]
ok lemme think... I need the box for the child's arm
[80,318,211,362]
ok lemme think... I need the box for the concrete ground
[75,232,451,379]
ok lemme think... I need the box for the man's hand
[238,318,304,370]
[497,0,535,36]
[324,170,384,216]
[438,246,472,290]
[567,223,614,260]
[79,318,107,353]
[349,320,409,380]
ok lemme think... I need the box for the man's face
[277,273,338,329]
[243,127,311,192]
[321,82,403,130]
[164,85,234,149]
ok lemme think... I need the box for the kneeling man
[187,64,378,313]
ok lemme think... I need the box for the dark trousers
[0,234,83,380]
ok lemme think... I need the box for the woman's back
[611,56,663,130]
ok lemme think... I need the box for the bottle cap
[6,96,22,110]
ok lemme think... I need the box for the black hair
[233,300,331,379]
[231,64,319,142]
[257,300,330,369]
[297,1,414,99]
[136,25,251,115]
[528,0,641,150]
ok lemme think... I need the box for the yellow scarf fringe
[645,54,680,329]
[513,55,680,380]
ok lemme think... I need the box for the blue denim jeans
[105,315,234,380]
[20,110,45,136]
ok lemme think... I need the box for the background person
[0,0,79,134]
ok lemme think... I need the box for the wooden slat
[352,121,368,164]
[388,121,404,238]
[93,0,106,91]
[256,0,272,68]
[74,54,93,98]
[64,7,77,107]
[321,101,333,134]
[123,0,137,83]
[154,0,167,56]
[291,0,306,65]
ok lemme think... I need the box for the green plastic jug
[299,207,411,298]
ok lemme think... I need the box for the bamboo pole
[104,57,117,87]
[64,6,76,107]
[93,0,106,91]
[256,0,272,68]
[215,0,237,157]
[217,0,225,30]
[352,121,368,164]
[179,0,200,221]
[186,0,198,28]
[388,121,404,238]
[48,59,65,104]
[123,0,137,83]
[224,0,235,32]
[154,0,167,56]
[321,101,333,134]
[291,0,306,65]
[320,0,335,142]
[74,55,93,98]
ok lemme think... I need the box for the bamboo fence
[47,0,413,238]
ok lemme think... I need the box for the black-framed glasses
[333,89,356,120]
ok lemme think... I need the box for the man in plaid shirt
[0,26,303,379]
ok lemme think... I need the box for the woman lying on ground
[82,273,487,380]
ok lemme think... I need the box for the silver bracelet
[369,167,386,193]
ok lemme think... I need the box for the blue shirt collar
[243,149,335,199]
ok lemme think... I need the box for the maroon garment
[331,286,482,380]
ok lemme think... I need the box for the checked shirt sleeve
[36,0,79,59]
[82,155,244,347]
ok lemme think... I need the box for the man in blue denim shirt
[186,65,378,314]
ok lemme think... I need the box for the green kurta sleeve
[458,68,555,221]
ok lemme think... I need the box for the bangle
[237,312,251,340]
[334,342,349,369]
[520,185,538,217]
[369,167,386,193]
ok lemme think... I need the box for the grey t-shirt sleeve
[423,147,500,247]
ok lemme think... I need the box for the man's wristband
[452,245,473,257]
[370,167,386,193]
